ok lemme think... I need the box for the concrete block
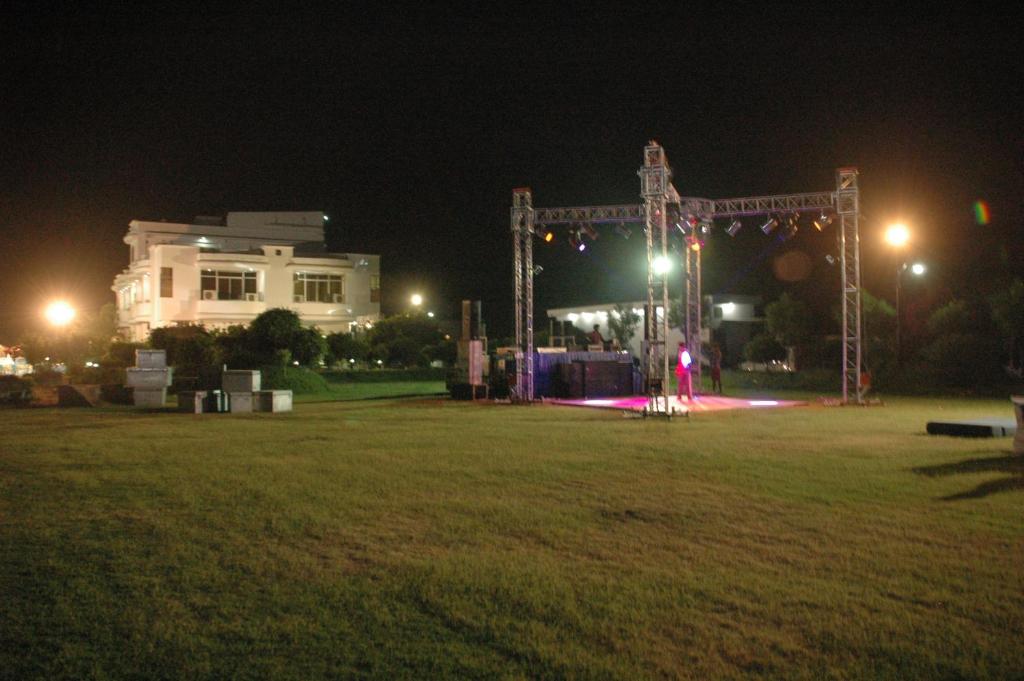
[223,370,261,393]
[228,392,253,413]
[135,349,167,369]
[133,388,167,408]
[255,390,293,412]
[126,367,173,389]
[177,390,206,413]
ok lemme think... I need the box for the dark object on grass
[926,418,1017,438]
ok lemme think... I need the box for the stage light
[690,241,701,252]
[726,219,742,237]
[885,223,910,247]
[568,230,581,250]
[427,311,435,318]
[538,227,554,243]
[825,254,837,265]
[532,265,544,275]
[721,302,736,314]
[615,224,632,239]
[761,216,779,235]
[911,262,926,275]
[410,293,423,307]
[653,255,672,274]
[581,224,598,240]
[813,211,833,231]
[578,242,586,252]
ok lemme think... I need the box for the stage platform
[545,394,805,414]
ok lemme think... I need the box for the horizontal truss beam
[532,192,836,228]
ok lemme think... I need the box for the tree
[248,308,304,361]
[989,279,1024,376]
[148,325,217,374]
[915,298,1004,388]
[326,332,370,366]
[290,327,328,367]
[766,293,811,370]
[607,303,641,349]
[743,333,786,364]
[366,314,445,368]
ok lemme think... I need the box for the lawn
[1,396,1021,679]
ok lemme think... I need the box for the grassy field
[1,395,1022,679]
[294,380,447,403]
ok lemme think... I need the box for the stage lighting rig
[581,223,598,240]
[813,211,833,231]
[538,227,555,242]
[615,224,632,239]
[726,219,742,237]
[761,215,780,234]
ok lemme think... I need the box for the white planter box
[223,370,261,393]
[229,392,254,413]
[126,368,173,388]
[255,390,293,413]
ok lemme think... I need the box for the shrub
[258,366,329,394]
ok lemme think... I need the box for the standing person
[710,343,723,395]
[676,341,693,401]
[588,324,605,350]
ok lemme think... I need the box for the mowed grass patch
[1,397,1021,679]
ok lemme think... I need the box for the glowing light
[567,313,579,322]
[690,241,701,252]
[293,361,300,366]
[577,242,586,252]
[911,262,926,275]
[410,294,423,306]
[749,400,779,406]
[973,200,990,225]
[653,255,672,274]
[44,301,75,327]
[349,358,355,364]
[885,223,910,247]
[544,230,554,243]
[427,311,435,318]
[721,302,736,314]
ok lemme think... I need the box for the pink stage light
[748,400,779,406]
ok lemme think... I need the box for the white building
[112,211,380,341]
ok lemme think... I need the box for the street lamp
[885,223,910,248]
[410,293,423,307]
[44,300,76,327]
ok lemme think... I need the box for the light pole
[895,262,926,360]
[884,224,911,361]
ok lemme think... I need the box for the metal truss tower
[639,143,672,412]
[510,144,862,406]
[836,168,863,403]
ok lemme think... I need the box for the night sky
[2,6,1021,342]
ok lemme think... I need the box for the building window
[370,274,380,303]
[160,267,173,298]
[293,272,344,303]
[201,270,257,301]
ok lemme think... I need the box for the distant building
[546,294,762,366]
[112,212,380,341]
